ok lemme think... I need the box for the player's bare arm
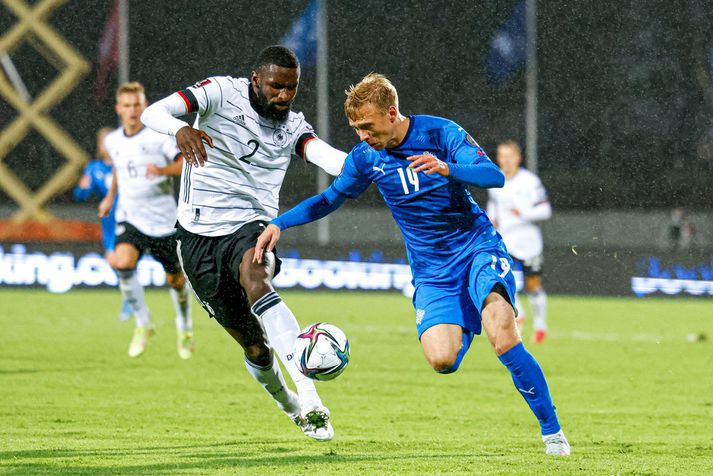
[407,153,450,176]
[175,127,214,167]
[98,167,117,218]
[146,157,184,177]
[253,224,282,264]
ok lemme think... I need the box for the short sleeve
[177,77,226,116]
[330,150,372,199]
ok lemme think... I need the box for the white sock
[515,292,527,322]
[528,289,548,331]
[252,291,322,408]
[170,284,192,332]
[244,354,300,417]
[118,269,151,327]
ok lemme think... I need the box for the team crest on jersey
[193,78,212,88]
[273,128,288,147]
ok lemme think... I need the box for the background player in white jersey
[141,46,346,441]
[99,82,194,359]
[487,140,552,343]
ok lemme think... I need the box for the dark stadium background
[2,0,712,209]
[1,0,712,295]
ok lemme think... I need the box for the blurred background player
[487,140,552,343]
[99,82,193,359]
[74,127,131,321]
[254,73,569,455]
[141,46,346,441]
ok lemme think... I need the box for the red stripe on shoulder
[177,91,192,113]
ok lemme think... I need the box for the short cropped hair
[499,140,522,156]
[344,73,399,120]
[255,45,300,70]
[115,82,145,102]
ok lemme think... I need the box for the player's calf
[481,293,521,356]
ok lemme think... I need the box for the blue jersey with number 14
[331,115,502,284]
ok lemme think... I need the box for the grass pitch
[1,289,712,475]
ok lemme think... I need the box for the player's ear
[250,71,259,87]
[388,105,398,123]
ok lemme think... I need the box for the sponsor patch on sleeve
[193,78,212,88]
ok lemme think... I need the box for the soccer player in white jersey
[487,140,552,343]
[140,46,346,441]
[99,82,194,359]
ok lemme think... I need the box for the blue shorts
[412,241,517,339]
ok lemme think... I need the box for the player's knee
[166,272,185,289]
[244,343,272,368]
[113,256,136,270]
[239,264,271,298]
[426,351,459,374]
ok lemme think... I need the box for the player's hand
[79,175,91,189]
[145,164,161,178]
[176,126,214,167]
[407,153,449,176]
[98,196,113,218]
[253,224,281,264]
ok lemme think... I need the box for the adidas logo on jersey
[233,114,246,125]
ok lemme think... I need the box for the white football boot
[292,405,334,442]
[543,429,570,455]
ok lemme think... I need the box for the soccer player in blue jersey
[254,73,570,455]
[74,127,131,320]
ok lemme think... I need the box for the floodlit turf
[1,289,712,475]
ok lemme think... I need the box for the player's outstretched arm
[253,185,348,264]
[304,139,347,176]
[146,157,184,178]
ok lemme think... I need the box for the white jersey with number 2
[172,76,316,237]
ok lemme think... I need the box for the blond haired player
[255,73,569,455]
[99,82,193,359]
[487,141,552,343]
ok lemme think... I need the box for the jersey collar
[389,115,415,150]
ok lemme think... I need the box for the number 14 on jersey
[396,167,419,195]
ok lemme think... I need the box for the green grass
[1,289,712,475]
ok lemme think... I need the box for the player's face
[348,104,398,150]
[115,93,147,130]
[496,144,522,174]
[252,65,300,121]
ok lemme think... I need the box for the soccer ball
[294,323,350,381]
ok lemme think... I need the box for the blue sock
[498,342,560,435]
[437,330,474,374]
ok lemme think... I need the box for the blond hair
[115,81,145,102]
[344,73,399,120]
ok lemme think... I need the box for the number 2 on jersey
[397,167,419,195]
